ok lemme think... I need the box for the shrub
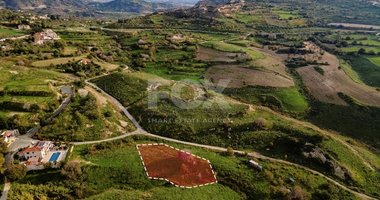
[5,164,27,181]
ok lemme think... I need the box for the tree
[61,161,83,181]
[5,164,27,181]
[358,48,366,55]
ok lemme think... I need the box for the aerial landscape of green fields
[0,0,380,199]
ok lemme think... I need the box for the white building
[249,160,263,171]
[22,141,53,160]
[18,24,31,30]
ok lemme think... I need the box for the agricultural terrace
[31,55,88,68]
[0,26,24,38]
[272,8,301,20]
[295,43,380,106]
[137,144,217,188]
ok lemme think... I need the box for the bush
[5,164,27,181]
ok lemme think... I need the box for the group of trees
[56,60,105,78]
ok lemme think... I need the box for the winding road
[75,79,378,200]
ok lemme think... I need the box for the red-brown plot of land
[137,144,217,188]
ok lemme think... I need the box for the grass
[272,9,301,20]
[346,55,380,87]
[339,59,364,84]
[93,60,120,72]
[0,95,54,105]
[224,86,309,113]
[0,26,23,38]
[234,13,264,24]
[92,72,148,107]
[202,41,264,60]
[368,56,380,67]
[70,137,358,200]
[62,46,78,56]
[71,141,242,199]
[31,55,88,68]
[341,46,380,54]
[322,139,380,196]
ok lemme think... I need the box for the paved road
[79,80,378,200]
[0,179,10,200]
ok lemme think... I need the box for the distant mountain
[1,0,87,10]
[0,0,187,16]
[92,0,177,13]
[147,0,198,6]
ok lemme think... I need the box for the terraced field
[205,64,294,88]
[296,44,380,106]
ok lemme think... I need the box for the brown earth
[205,64,294,88]
[296,43,380,106]
[137,144,216,187]
[196,46,248,63]
[251,46,293,80]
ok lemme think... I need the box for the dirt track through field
[205,64,294,88]
[296,43,380,106]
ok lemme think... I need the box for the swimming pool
[49,152,61,162]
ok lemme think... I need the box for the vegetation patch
[92,73,148,107]
[223,86,309,113]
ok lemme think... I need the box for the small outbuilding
[249,160,263,171]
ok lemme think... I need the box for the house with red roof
[22,141,53,160]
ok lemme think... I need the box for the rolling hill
[0,0,186,15]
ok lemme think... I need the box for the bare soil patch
[137,144,217,188]
[251,46,292,79]
[205,64,294,88]
[296,43,380,106]
[196,46,248,63]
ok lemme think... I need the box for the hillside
[0,0,183,16]
[92,0,176,13]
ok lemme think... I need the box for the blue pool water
[49,152,61,162]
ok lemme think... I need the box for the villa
[1,129,19,145]
[18,141,68,170]
[22,141,53,160]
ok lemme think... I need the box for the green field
[368,56,380,67]
[272,9,301,20]
[346,56,380,87]
[224,86,309,113]
[0,26,23,38]
[339,59,364,84]
[92,72,148,106]
[0,60,73,132]
[31,55,88,67]
[202,41,264,60]
[233,13,264,24]
[341,46,380,54]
